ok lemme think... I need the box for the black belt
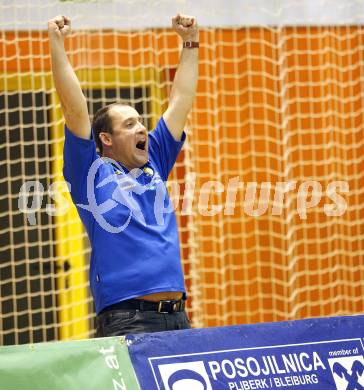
[100,297,186,314]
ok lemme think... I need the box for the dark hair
[92,102,131,154]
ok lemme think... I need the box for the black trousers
[95,308,191,337]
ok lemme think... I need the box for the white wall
[1,0,364,30]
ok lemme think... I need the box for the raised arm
[48,15,90,139]
[163,14,199,141]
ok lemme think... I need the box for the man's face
[107,105,148,170]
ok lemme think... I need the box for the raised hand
[48,15,71,42]
[172,14,198,42]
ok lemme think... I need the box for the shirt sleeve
[148,117,186,181]
[63,126,99,204]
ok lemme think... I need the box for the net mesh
[1,1,363,344]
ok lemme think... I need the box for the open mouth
[136,140,146,151]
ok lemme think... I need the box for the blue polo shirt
[63,117,186,314]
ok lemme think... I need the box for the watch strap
[183,41,199,49]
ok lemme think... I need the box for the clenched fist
[48,15,71,41]
[172,14,198,42]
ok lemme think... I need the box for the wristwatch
[183,41,199,49]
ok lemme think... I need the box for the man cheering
[48,13,199,336]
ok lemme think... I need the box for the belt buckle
[157,300,168,313]
[158,300,179,313]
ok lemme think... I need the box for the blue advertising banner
[127,315,364,390]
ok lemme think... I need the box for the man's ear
[99,132,112,148]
